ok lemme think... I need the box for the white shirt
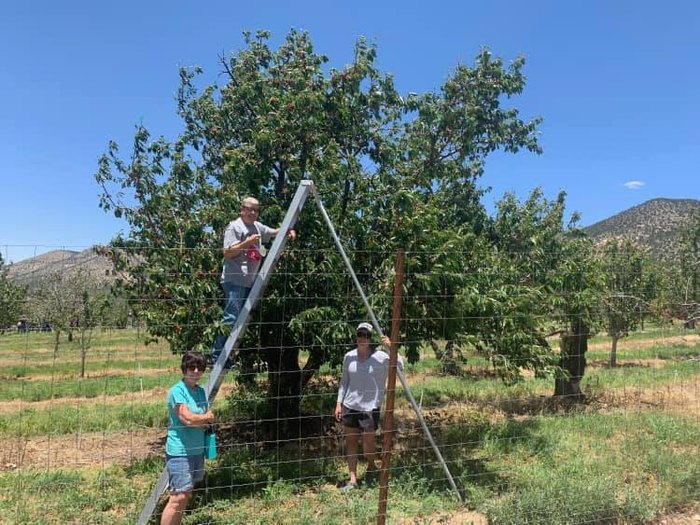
[337,348,403,412]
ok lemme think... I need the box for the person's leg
[362,430,377,471]
[360,409,381,484]
[162,455,196,525]
[211,283,250,362]
[160,491,191,525]
[344,426,361,486]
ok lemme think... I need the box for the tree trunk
[53,330,60,357]
[554,319,588,401]
[263,346,304,442]
[80,349,87,378]
[609,336,618,368]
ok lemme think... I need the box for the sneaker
[340,481,357,493]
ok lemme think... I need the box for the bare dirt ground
[598,381,699,414]
[652,507,700,525]
[2,366,177,381]
[1,428,165,471]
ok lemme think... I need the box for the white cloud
[623,180,645,190]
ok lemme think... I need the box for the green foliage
[678,211,700,323]
[598,239,657,365]
[94,30,543,406]
[0,254,27,333]
[600,240,647,337]
[461,189,601,383]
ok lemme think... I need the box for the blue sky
[1,1,698,263]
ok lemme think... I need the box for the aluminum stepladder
[136,180,459,524]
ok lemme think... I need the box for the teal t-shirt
[165,380,209,456]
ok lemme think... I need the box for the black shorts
[341,407,380,431]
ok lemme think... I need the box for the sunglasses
[186,364,205,372]
[242,205,260,213]
[356,331,371,338]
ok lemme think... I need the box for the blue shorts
[166,454,205,494]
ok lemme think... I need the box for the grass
[583,358,699,389]
[586,342,699,362]
[0,400,168,436]
[0,373,180,403]
[0,328,697,523]
[0,466,151,525]
[475,411,699,524]
[1,408,696,524]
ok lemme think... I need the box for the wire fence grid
[0,244,698,524]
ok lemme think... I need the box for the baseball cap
[356,322,373,334]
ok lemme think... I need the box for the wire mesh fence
[0,243,698,524]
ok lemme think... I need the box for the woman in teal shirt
[161,351,215,525]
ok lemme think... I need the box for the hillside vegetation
[7,248,115,289]
[584,198,700,261]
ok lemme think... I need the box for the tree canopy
[96,29,561,423]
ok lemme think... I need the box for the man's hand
[245,234,261,245]
[287,229,297,241]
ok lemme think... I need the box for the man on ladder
[210,196,296,367]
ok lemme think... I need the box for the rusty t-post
[377,249,405,525]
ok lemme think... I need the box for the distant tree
[679,212,700,328]
[599,240,649,367]
[95,29,542,433]
[29,270,75,354]
[0,254,27,334]
[637,257,665,329]
[452,188,604,396]
[74,284,109,378]
[29,269,107,365]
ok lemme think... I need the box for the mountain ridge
[7,246,115,288]
[583,197,700,261]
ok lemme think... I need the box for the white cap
[356,322,373,334]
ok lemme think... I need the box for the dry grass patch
[1,428,164,471]
[588,334,699,351]
[9,366,176,381]
[596,381,699,414]
[395,508,488,524]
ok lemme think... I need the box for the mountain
[583,198,700,261]
[7,247,116,288]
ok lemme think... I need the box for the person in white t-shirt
[335,322,402,491]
